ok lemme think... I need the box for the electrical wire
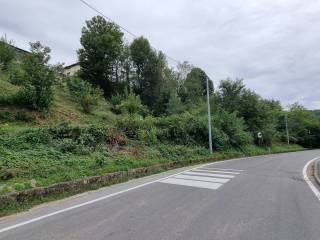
[79,0,180,64]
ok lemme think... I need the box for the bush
[0,167,19,180]
[120,93,148,116]
[212,110,253,148]
[14,110,34,122]
[54,139,90,154]
[79,88,102,114]
[8,63,25,85]
[0,38,16,70]
[157,112,208,145]
[116,114,144,139]
[138,127,158,145]
[107,128,127,146]
[23,128,52,144]
[109,94,123,114]
[67,77,102,114]
[19,42,55,112]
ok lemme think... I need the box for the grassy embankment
[0,76,303,216]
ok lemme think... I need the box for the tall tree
[78,16,124,97]
[130,37,152,94]
[216,78,245,112]
[130,37,169,113]
[21,42,55,112]
[181,67,213,103]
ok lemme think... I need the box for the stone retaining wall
[0,158,203,205]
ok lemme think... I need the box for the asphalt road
[0,150,320,240]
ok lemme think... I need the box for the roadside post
[206,76,213,153]
[285,114,290,145]
[257,132,263,146]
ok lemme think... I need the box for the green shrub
[138,127,158,145]
[22,128,52,144]
[0,38,16,70]
[14,183,25,191]
[107,128,127,146]
[0,111,14,121]
[212,110,253,148]
[116,114,143,139]
[0,167,19,180]
[67,77,103,113]
[120,93,148,116]
[8,63,25,85]
[66,76,87,93]
[157,112,208,145]
[54,139,90,154]
[15,110,34,122]
[20,42,55,112]
[109,94,123,114]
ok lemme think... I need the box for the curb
[314,158,320,186]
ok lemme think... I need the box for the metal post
[285,114,290,145]
[206,76,213,153]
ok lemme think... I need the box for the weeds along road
[0,150,320,240]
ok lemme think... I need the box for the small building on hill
[13,45,30,59]
[64,62,80,76]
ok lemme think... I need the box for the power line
[79,0,180,64]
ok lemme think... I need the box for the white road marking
[161,178,223,190]
[0,162,216,234]
[192,169,240,175]
[173,175,230,183]
[200,167,244,172]
[302,157,320,201]
[0,157,249,234]
[183,171,235,178]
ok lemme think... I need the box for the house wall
[64,64,80,76]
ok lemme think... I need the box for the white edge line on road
[0,158,245,234]
[302,157,320,201]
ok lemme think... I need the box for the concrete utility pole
[285,114,290,145]
[206,76,213,153]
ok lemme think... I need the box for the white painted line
[302,157,320,201]
[173,175,230,183]
[161,178,223,190]
[192,169,240,175]
[183,171,234,179]
[0,154,255,234]
[200,167,244,172]
[0,161,216,234]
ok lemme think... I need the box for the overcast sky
[1,0,319,109]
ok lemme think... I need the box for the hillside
[0,35,315,216]
[0,77,302,196]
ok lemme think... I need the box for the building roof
[64,62,80,69]
[12,45,30,54]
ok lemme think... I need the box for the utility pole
[285,114,290,145]
[206,76,213,153]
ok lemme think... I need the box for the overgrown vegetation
[0,15,318,208]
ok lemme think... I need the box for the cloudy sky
[1,0,319,109]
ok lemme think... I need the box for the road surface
[0,150,319,240]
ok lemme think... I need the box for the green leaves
[18,42,55,113]
[78,16,124,98]
[182,67,213,103]
[67,77,103,114]
[0,38,16,70]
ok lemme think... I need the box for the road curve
[0,150,319,240]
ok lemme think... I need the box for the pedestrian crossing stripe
[159,167,243,190]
